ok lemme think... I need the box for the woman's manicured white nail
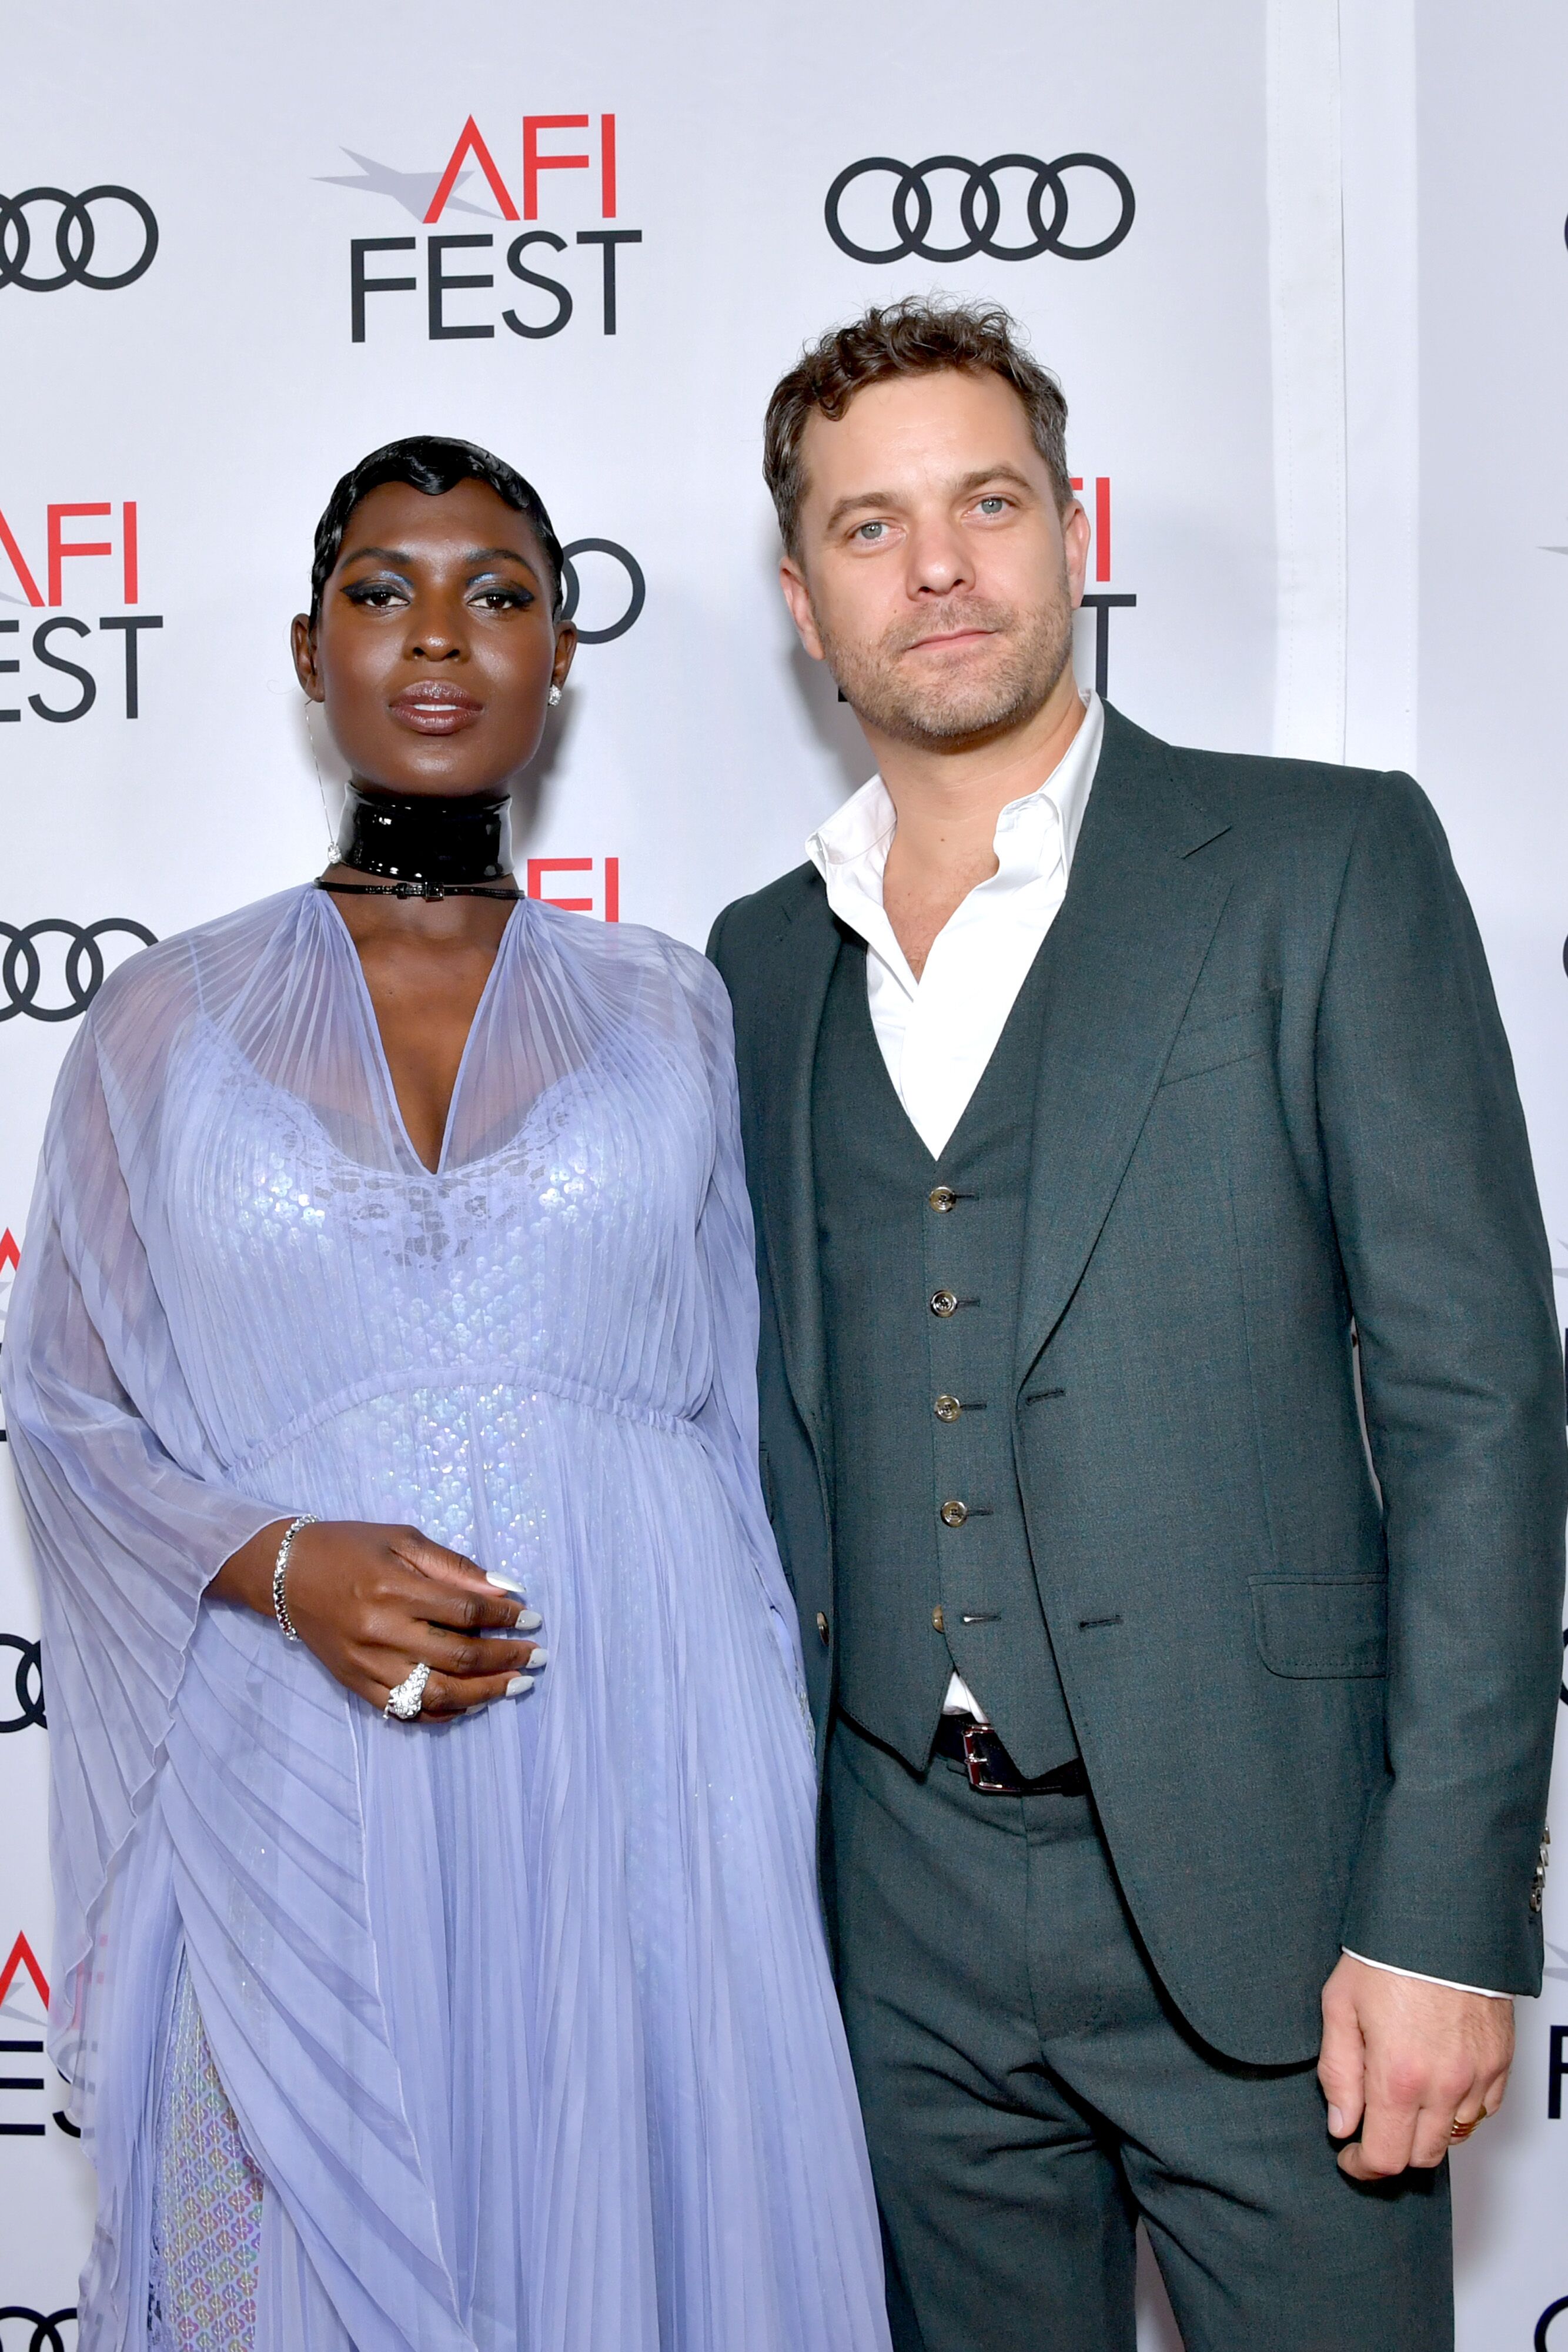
[516,1608,543,1631]
[486,1571,527,1595]
[525,1647,549,1669]
[506,1674,536,1698]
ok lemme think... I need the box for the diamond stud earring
[547,684,563,707]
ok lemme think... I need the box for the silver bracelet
[271,1515,318,1642]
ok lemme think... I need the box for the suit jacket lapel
[753,878,841,1451]
[1015,706,1233,1382]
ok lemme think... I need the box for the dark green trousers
[825,1717,1453,2352]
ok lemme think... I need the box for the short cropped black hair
[308,435,566,623]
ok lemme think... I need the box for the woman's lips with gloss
[389,684,484,733]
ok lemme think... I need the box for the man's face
[780,368,1090,749]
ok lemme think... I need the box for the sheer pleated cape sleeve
[667,940,807,1689]
[1,944,287,2107]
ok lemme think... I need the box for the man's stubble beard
[814,568,1077,751]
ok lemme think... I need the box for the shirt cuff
[1341,1948,1511,2000]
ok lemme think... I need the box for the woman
[3,438,891,2352]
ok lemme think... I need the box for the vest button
[928,1185,958,1213]
[815,1611,830,1643]
[934,1394,962,1422]
[930,1289,959,1317]
[931,1605,946,1633]
[940,1499,969,1528]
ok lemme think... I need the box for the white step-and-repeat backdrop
[0,3,1563,2344]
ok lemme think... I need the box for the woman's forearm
[210,1520,294,1615]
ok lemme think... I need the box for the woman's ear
[291,613,324,702]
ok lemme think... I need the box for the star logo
[316,150,498,220]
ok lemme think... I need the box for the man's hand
[1318,1953,1513,2179]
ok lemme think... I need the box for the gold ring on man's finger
[1448,2108,1488,2143]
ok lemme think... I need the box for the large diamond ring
[384,1662,432,1721]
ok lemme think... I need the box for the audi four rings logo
[559,539,644,644]
[0,2315,76,2352]
[0,188,158,290]
[0,1638,45,1735]
[0,2317,75,2352]
[0,2316,74,2352]
[0,920,156,1023]
[825,153,1135,264]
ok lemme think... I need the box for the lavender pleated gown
[3,887,891,2352]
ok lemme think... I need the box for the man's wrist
[1340,1947,1511,2000]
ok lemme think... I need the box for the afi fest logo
[328,113,640,343]
[527,858,622,923]
[825,152,1135,266]
[0,1929,76,2147]
[1068,475,1135,699]
[0,183,156,292]
[0,498,161,721]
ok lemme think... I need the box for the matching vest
[812,932,1079,1779]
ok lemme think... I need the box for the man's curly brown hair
[763,296,1073,558]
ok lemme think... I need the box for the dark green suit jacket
[708,703,1566,2064]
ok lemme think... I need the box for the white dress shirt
[807,693,1103,1161]
[803,689,1502,2000]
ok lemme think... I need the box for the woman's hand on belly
[213,1519,544,1718]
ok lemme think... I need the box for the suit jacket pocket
[1159,991,1279,1087]
[1249,1575,1388,1677]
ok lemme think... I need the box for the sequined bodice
[107,891,721,1490]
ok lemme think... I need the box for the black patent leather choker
[317,784,519,901]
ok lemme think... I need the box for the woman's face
[292,477,576,799]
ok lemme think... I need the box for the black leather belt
[932,1716,1089,1798]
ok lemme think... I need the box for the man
[707,296,1565,2350]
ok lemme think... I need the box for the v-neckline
[836,921,1056,1173]
[316,886,522,1178]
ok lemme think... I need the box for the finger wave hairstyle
[308,435,566,624]
[763,296,1072,557]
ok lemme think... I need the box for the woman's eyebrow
[337,543,543,579]
[466,545,543,577]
